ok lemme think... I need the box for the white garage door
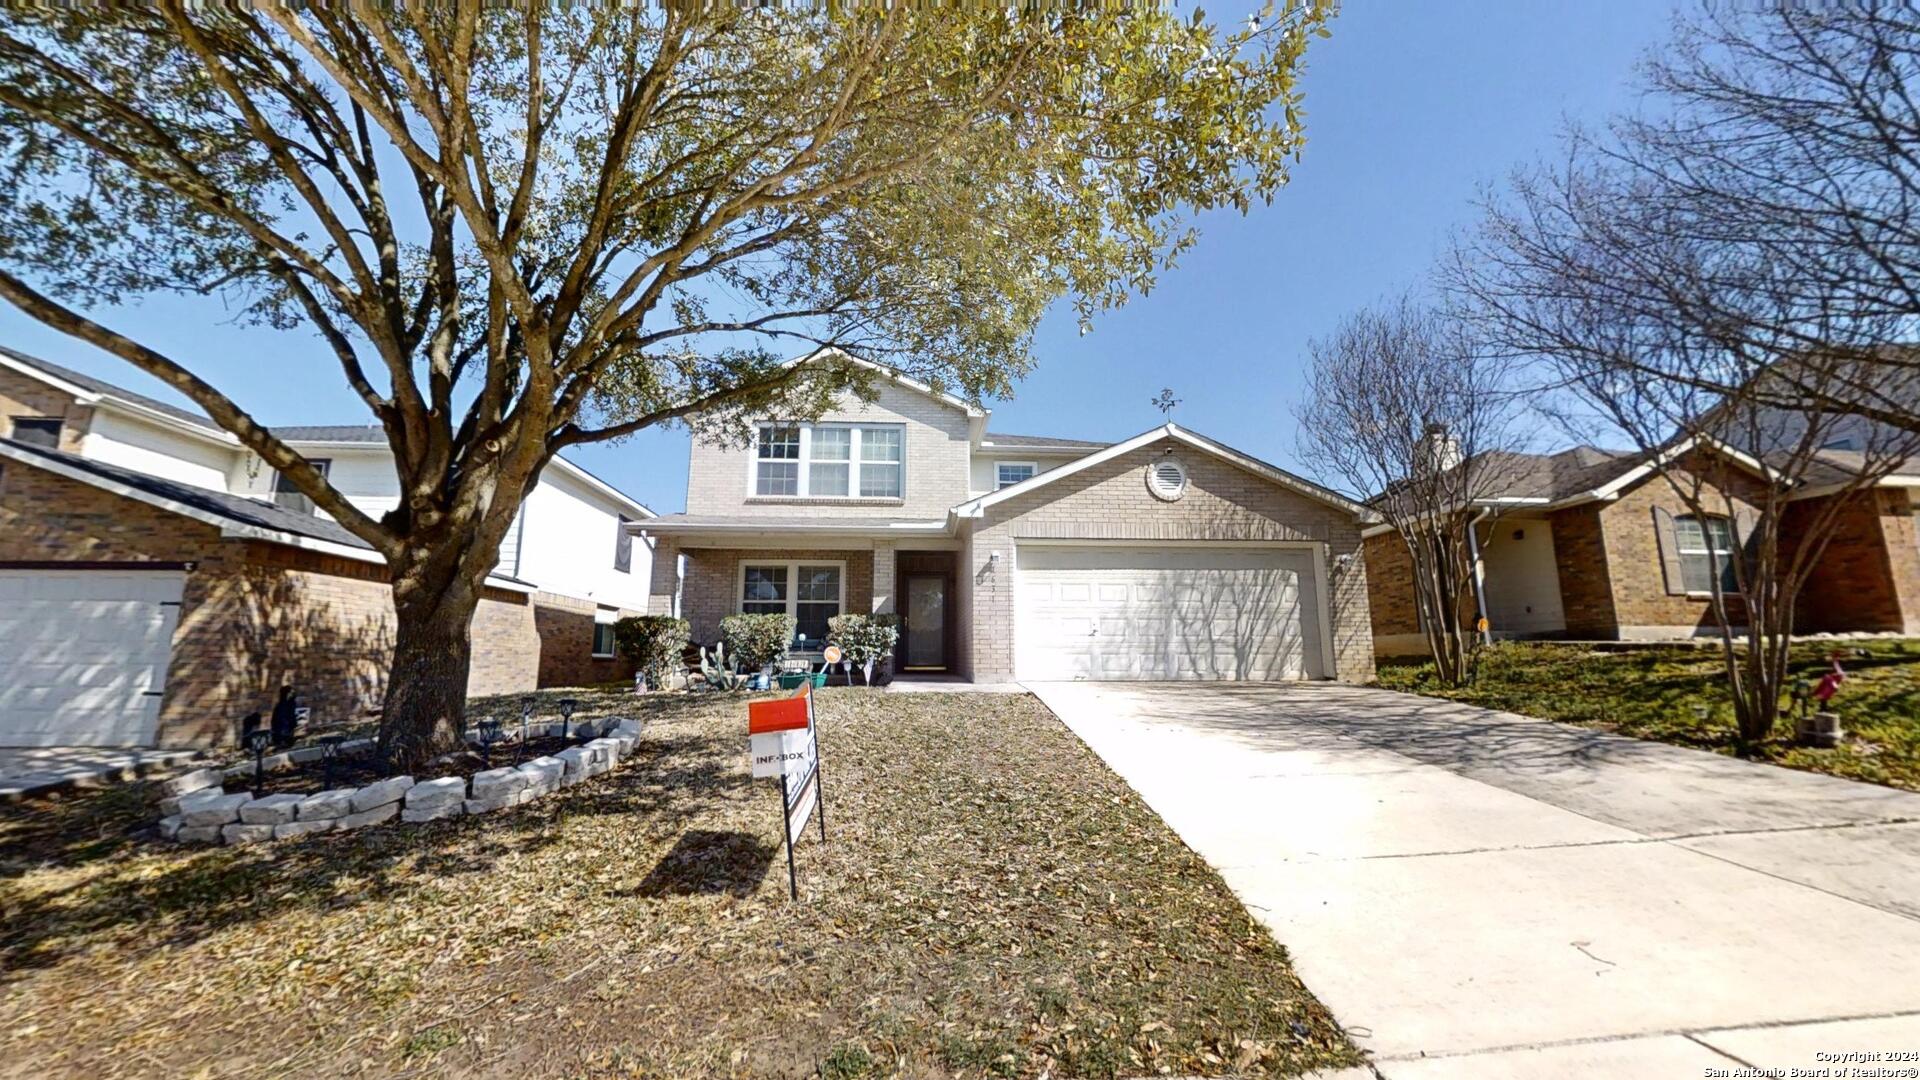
[1014,545,1324,681]
[0,569,185,747]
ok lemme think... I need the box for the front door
[901,573,948,671]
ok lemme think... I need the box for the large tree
[1296,296,1523,685]
[0,3,1333,766]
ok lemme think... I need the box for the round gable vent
[1146,458,1188,501]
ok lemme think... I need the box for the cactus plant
[699,641,746,692]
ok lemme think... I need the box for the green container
[777,671,828,690]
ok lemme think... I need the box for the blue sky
[0,3,1674,512]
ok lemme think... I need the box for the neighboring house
[0,347,653,749]
[1363,440,1920,655]
[639,353,1376,684]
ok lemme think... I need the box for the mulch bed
[0,688,1361,1079]
[228,734,585,799]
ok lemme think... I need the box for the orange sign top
[747,682,813,734]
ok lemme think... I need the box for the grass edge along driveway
[0,688,1360,1079]
[1377,639,1920,792]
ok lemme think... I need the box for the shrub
[612,615,690,690]
[720,612,796,671]
[828,613,899,684]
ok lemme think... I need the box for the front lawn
[1377,640,1920,791]
[0,689,1358,1079]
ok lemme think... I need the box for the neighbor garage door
[0,569,185,747]
[1014,545,1324,681]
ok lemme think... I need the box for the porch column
[646,537,681,617]
[871,540,896,616]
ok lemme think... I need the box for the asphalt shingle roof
[980,431,1108,450]
[0,346,220,432]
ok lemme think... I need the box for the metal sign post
[749,682,828,900]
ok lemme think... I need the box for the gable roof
[953,422,1372,519]
[0,437,536,590]
[0,346,230,437]
[785,348,987,419]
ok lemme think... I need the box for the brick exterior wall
[1549,505,1618,638]
[0,364,91,452]
[1791,489,1920,634]
[685,380,974,521]
[0,458,538,747]
[964,438,1374,683]
[678,548,875,646]
[534,591,641,688]
[1591,460,1764,636]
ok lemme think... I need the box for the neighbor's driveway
[1026,681,1920,1078]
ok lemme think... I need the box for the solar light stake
[318,734,346,789]
[517,701,534,763]
[244,728,274,798]
[559,698,579,741]
[476,718,504,768]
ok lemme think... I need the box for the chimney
[1418,422,1462,474]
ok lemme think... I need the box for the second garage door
[1014,545,1325,681]
[0,569,184,747]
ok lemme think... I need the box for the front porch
[643,526,967,677]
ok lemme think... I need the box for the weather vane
[1151,388,1181,418]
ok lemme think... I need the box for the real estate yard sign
[748,682,827,900]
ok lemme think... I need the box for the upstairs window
[272,458,330,515]
[1675,514,1738,594]
[996,462,1036,489]
[8,417,62,448]
[753,423,904,499]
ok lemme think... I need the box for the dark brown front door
[900,572,949,671]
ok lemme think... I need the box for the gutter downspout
[1466,507,1494,647]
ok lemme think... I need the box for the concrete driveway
[1026,681,1920,1078]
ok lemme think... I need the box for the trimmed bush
[828,613,899,685]
[613,616,691,690]
[720,612,796,672]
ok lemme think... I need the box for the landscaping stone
[158,767,224,799]
[571,718,600,740]
[297,788,356,821]
[517,756,564,796]
[222,823,275,845]
[349,775,415,813]
[238,793,305,825]
[288,745,328,764]
[402,801,465,823]
[157,795,183,817]
[462,793,518,814]
[339,737,376,755]
[274,819,337,840]
[469,767,528,802]
[176,824,222,844]
[178,790,250,827]
[406,776,466,810]
[337,802,398,830]
[157,814,183,840]
[555,746,591,784]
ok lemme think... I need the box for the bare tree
[0,4,1334,766]
[1456,81,1920,751]
[1296,297,1524,685]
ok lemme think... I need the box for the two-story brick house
[640,354,1378,684]
[0,347,653,748]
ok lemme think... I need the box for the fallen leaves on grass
[0,689,1358,1078]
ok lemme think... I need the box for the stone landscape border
[153,716,644,846]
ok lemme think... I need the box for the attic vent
[1146,458,1188,501]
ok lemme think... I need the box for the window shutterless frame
[995,461,1037,490]
[736,560,848,649]
[749,423,905,499]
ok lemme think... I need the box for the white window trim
[1675,514,1739,597]
[735,559,849,651]
[995,460,1037,490]
[748,422,905,500]
[591,608,620,658]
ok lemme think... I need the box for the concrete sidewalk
[1028,681,1920,1078]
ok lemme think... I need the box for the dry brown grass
[0,688,1358,1079]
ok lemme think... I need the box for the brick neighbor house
[0,348,655,749]
[638,352,1378,684]
[1363,440,1920,655]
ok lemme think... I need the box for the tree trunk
[379,558,483,771]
